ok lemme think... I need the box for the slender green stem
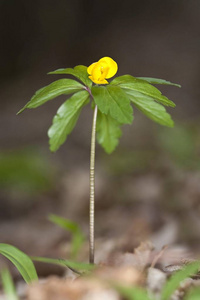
[89,104,98,264]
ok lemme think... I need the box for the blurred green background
[0,0,200,268]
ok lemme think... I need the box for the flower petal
[89,76,108,84]
[87,62,97,75]
[99,57,118,79]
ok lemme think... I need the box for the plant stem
[89,104,98,264]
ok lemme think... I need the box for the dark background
[0,0,200,271]
[1,1,200,148]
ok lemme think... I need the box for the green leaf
[48,90,89,152]
[137,77,181,88]
[96,111,122,153]
[161,261,200,300]
[111,75,176,107]
[115,284,154,300]
[92,85,133,124]
[125,90,174,127]
[0,244,38,283]
[185,287,200,300]
[49,214,80,233]
[49,65,92,89]
[31,256,95,274]
[1,268,19,300]
[48,214,85,260]
[18,79,85,114]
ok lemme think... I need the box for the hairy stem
[89,104,98,264]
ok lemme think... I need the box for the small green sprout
[1,268,19,300]
[48,214,85,260]
[18,56,180,263]
[0,243,38,283]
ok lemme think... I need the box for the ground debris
[27,276,118,300]
[27,265,142,300]
[147,267,167,298]
[107,240,154,271]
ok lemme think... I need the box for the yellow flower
[87,57,118,84]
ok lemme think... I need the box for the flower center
[99,66,109,80]
[92,63,109,82]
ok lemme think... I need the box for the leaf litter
[1,148,200,299]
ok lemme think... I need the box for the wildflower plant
[18,56,180,263]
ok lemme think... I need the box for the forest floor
[1,146,200,299]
